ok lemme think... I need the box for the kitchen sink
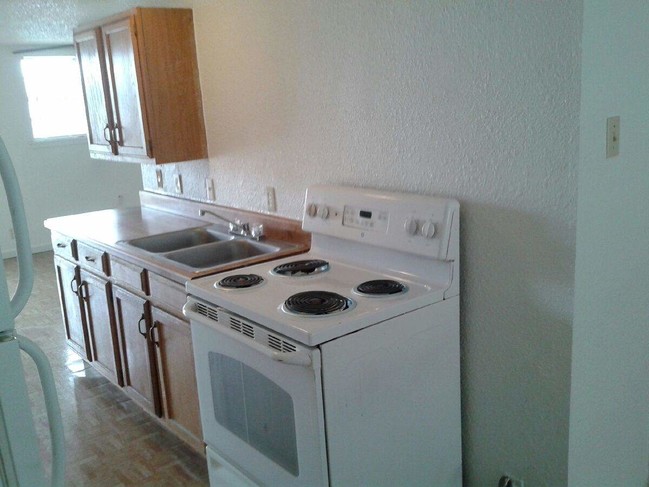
[121,226,297,272]
[164,239,283,269]
[125,226,233,253]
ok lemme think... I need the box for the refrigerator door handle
[17,335,65,487]
[0,137,33,318]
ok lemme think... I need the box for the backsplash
[141,159,212,203]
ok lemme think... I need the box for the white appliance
[0,136,65,487]
[184,185,462,486]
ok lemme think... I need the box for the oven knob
[307,203,318,218]
[318,206,330,219]
[404,218,419,236]
[421,220,436,239]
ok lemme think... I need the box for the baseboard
[1,243,52,259]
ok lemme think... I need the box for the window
[20,55,87,140]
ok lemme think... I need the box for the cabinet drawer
[111,257,149,296]
[51,232,77,260]
[149,273,186,318]
[77,241,110,275]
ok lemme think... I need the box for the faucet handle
[251,223,264,240]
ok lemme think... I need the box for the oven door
[185,299,328,487]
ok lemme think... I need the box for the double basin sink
[121,225,295,272]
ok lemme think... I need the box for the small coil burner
[355,279,407,296]
[217,274,264,289]
[284,291,352,316]
[272,259,330,277]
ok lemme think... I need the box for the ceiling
[0,0,193,46]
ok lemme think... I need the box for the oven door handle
[184,303,313,367]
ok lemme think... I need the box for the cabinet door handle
[56,242,67,248]
[114,123,122,146]
[104,123,118,155]
[78,281,88,302]
[84,256,96,263]
[69,278,78,296]
[137,314,147,338]
[149,321,159,347]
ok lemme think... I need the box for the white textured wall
[0,47,142,256]
[142,2,582,484]
[568,1,649,485]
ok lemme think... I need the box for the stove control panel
[303,185,459,261]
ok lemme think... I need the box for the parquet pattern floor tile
[4,251,209,486]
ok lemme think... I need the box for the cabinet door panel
[74,28,115,155]
[81,271,121,385]
[114,288,160,415]
[152,307,202,446]
[102,18,148,158]
[54,256,90,360]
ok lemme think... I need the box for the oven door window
[208,352,298,476]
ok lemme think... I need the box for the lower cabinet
[113,287,161,416]
[79,269,122,386]
[51,235,203,451]
[151,307,202,447]
[53,256,90,360]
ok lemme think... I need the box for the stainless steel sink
[125,227,233,253]
[164,239,284,269]
[121,226,297,272]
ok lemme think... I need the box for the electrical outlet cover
[266,187,277,212]
[174,174,183,194]
[206,178,215,201]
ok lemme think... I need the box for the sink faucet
[198,209,263,240]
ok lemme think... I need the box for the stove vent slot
[267,333,297,353]
[195,302,220,323]
[192,302,305,356]
[229,317,255,339]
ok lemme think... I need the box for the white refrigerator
[0,136,65,486]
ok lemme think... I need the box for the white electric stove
[185,185,462,487]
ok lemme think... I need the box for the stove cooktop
[186,252,447,346]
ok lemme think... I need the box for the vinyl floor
[5,251,209,486]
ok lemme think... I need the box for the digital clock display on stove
[343,205,388,232]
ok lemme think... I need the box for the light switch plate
[606,116,620,158]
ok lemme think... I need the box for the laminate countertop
[44,200,310,282]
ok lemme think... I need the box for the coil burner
[283,291,353,316]
[217,274,264,289]
[272,259,330,277]
[355,279,407,296]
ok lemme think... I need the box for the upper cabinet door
[102,18,150,159]
[73,8,207,165]
[74,28,116,156]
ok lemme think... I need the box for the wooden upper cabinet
[74,8,207,164]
